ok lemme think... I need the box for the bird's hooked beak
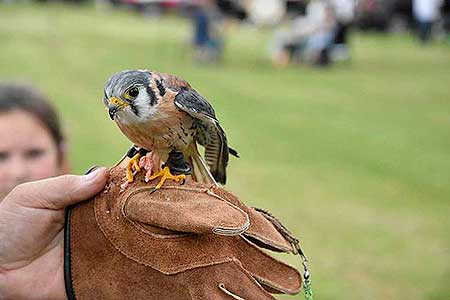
[108,97,128,120]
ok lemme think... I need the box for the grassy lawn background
[1,3,449,299]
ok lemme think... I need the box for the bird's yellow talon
[133,160,140,172]
[126,171,134,183]
[126,153,142,183]
[149,166,186,190]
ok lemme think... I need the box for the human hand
[0,168,108,300]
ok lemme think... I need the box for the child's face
[0,110,61,200]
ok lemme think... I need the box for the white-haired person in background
[413,0,444,43]
[270,0,336,67]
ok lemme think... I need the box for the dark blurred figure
[191,0,224,63]
[286,0,307,17]
[355,0,413,32]
[330,0,355,61]
[443,0,450,38]
[216,0,247,20]
[355,0,395,31]
[413,0,444,43]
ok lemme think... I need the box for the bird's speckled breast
[115,99,196,158]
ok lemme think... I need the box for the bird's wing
[173,88,230,184]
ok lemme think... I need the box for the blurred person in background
[413,0,444,43]
[0,82,69,201]
[270,0,336,67]
[191,0,225,63]
[443,0,450,39]
[243,0,286,26]
[329,0,355,61]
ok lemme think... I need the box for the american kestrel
[103,69,238,189]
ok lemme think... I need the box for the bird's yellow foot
[126,153,141,183]
[148,166,186,190]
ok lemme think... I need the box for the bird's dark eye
[127,87,139,98]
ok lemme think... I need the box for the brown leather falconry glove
[64,165,311,300]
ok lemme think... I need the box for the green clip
[292,242,314,300]
[302,261,313,300]
[304,285,314,300]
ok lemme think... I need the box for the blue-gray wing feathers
[174,88,231,184]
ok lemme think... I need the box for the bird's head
[103,70,157,123]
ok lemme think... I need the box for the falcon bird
[103,69,238,189]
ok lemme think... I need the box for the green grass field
[1,3,449,299]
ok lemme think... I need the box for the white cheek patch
[133,91,157,121]
[115,84,169,124]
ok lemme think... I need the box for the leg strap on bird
[126,147,151,183]
[145,150,192,192]
[164,150,192,175]
[127,146,149,158]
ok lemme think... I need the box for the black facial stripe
[130,102,140,117]
[156,79,166,97]
[146,84,157,106]
[145,75,158,106]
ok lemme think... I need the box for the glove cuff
[63,206,75,300]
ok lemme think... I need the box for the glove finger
[124,183,249,235]
[185,260,276,300]
[210,187,293,252]
[244,208,293,252]
[234,237,302,295]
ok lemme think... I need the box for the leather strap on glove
[64,165,307,300]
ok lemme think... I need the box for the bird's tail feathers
[188,144,218,186]
[204,125,229,184]
[228,146,239,158]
